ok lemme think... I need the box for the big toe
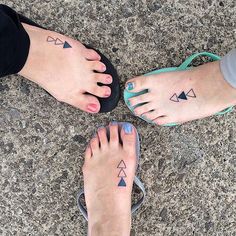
[125,75,149,93]
[120,123,137,156]
[70,93,101,113]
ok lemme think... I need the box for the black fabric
[85,45,120,113]
[0,4,120,113]
[0,4,30,77]
[97,49,120,113]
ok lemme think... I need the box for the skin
[83,123,137,236]
[126,61,236,125]
[19,23,113,113]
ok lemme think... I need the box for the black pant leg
[0,4,30,78]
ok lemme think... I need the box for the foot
[19,23,113,113]
[126,61,236,125]
[83,122,137,236]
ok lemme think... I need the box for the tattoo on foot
[170,89,196,102]
[117,160,127,187]
[47,36,72,49]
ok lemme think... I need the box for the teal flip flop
[124,52,233,126]
[77,122,146,221]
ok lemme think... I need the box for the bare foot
[83,122,137,236]
[19,23,113,113]
[126,61,236,125]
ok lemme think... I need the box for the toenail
[87,104,98,113]
[106,76,112,83]
[110,121,118,125]
[102,65,106,71]
[126,82,134,91]
[105,90,111,97]
[123,123,133,134]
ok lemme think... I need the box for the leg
[125,49,236,125]
[0,4,119,113]
[83,123,137,236]
[0,4,30,77]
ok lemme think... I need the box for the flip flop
[124,52,234,126]
[16,9,120,113]
[77,122,146,221]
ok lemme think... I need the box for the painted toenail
[110,121,118,125]
[106,76,112,83]
[123,123,133,134]
[105,91,111,97]
[87,104,97,113]
[102,65,106,71]
[126,82,134,90]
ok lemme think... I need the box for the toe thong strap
[77,176,146,221]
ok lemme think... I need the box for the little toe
[84,145,92,160]
[133,102,154,116]
[69,93,101,113]
[109,122,119,146]
[128,93,152,107]
[153,116,170,126]
[97,126,108,148]
[94,73,113,85]
[90,134,100,154]
[125,75,149,93]
[143,110,164,121]
[84,48,101,61]
[90,61,106,72]
[120,123,137,155]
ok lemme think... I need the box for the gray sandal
[77,122,146,221]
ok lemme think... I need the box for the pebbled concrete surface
[0,0,236,235]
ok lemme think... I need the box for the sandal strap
[77,189,88,221]
[178,52,221,70]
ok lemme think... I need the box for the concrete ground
[1,0,236,235]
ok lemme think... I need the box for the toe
[94,73,113,85]
[125,75,149,93]
[97,126,108,148]
[90,133,100,153]
[120,123,137,155]
[89,61,106,72]
[88,85,111,98]
[143,110,164,121]
[133,102,154,116]
[129,93,152,107]
[153,116,170,125]
[109,122,119,146]
[69,93,101,113]
[84,145,92,160]
[84,48,101,61]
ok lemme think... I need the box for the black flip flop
[18,13,120,113]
